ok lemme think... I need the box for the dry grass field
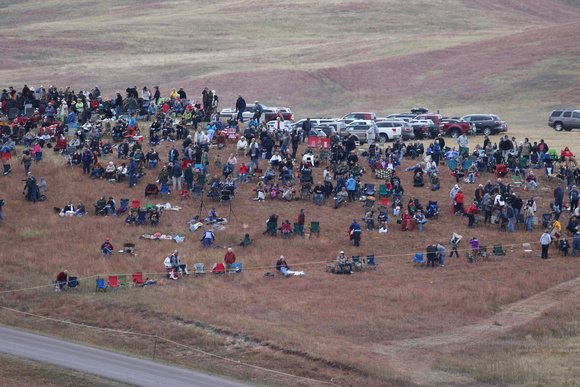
[1,0,580,385]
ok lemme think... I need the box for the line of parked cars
[222,104,509,144]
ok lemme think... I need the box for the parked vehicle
[415,114,472,138]
[344,120,378,143]
[460,114,507,135]
[263,107,293,122]
[410,119,439,139]
[294,118,336,129]
[384,113,417,123]
[548,109,580,131]
[220,104,266,121]
[339,112,377,125]
[375,120,406,142]
[266,120,296,132]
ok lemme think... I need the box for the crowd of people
[3,82,580,282]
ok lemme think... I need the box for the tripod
[228,201,236,221]
[197,196,207,219]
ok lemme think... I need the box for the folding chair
[515,214,525,229]
[522,243,533,258]
[220,189,232,203]
[3,163,11,175]
[67,276,80,291]
[413,253,426,266]
[96,278,108,292]
[191,183,204,199]
[542,213,552,228]
[239,233,252,247]
[122,243,136,255]
[378,197,389,212]
[212,262,225,275]
[364,184,375,196]
[366,255,378,270]
[136,210,147,225]
[179,264,191,275]
[264,222,278,236]
[293,222,300,236]
[131,200,141,209]
[231,262,243,274]
[309,221,321,236]
[194,263,206,276]
[378,184,391,198]
[107,276,120,290]
[132,272,145,286]
[34,151,43,162]
[159,184,171,195]
[352,255,363,271]
[118,275,128,287]
[326,260,336,272]
[492,244,506,261]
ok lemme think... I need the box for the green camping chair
[240,233,252,248]
[493,244,506,261]
[293,222,300,236]
[378,184,391,198]
[309,222,321,236]
[118,274,128,287]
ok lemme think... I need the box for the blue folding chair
[366,255,378,270]
[95,278,107,292]
[67,276,80,291]
[160,184,171,195]
[34,151,43,162]
[413,253,426,266]
[231,262,243,274]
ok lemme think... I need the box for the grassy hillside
[2,1,580,385]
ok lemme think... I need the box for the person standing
[24,172,38,202]
[436,244,447,267]
[466,201,477,228]
[457,133,469,158]
[0,198,4,221]
[128,157,137,188]
[171,162,182,191]
[297,209,305,237]
[571,231,580,257]
[235,95,246,123]
[201,229,215,249]
[507,203,515,232]
[224,248,236,274]
[426,244,437,268]
[554,183,564,213]
[302,118,312,143]
[540,229,551,259]
[101,238,114,258]
[524,202,534,231]
[349,219,361,247]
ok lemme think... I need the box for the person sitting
[276,255,290,277]
[201,229,215,249]
[281,220,291,238]
[282,183,294,202]
[377,211,388,233]
[392,197,403,217]
[75,200,86,216]
[94,195,107,216]
[414,211,427,231]
[454,163,465,183]
[206,207,224,223]
[149,132,160,146]
[263,166,276,185]
[364,210,375,230]
[89,162,104,179]
[336,251,353,273]
[101,238,114,258]
[104,161,116,180]
[238,163,249,183]
[467,162,477,183]
[561,147,578,167]
[149,207,160,226]
[334,187,348,209]
[60,200,75,217]
[559,238,570,256]
[525,171,537,191]
[430,173,440,191]
[401,210,416,231]
[55,270,68,290]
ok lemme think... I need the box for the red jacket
[467,204,477,215]
[239,164,248,174]
[224,251,236,264]
[281,223,291,231]
[454,192,464,204]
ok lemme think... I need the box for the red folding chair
[308,137,319,148]
[107,275,120,289]
[132,200,140,209]
[320,138,330,149]
[212,263,225,275]
[2,152,11,160]
[132,272,145,286]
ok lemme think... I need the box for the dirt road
[0,326,252,387]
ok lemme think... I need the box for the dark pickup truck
[416,114,473,138]
[263,107,293,122]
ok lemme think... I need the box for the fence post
[153,334,157,361]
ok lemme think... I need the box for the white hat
[454,184,459,189]
[280,255,284,259]
[340,251,344,254]
[228,248,232,251]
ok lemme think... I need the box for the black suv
[460,114,507,135]
[548,109,580,131]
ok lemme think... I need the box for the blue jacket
[346,178,356,190]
